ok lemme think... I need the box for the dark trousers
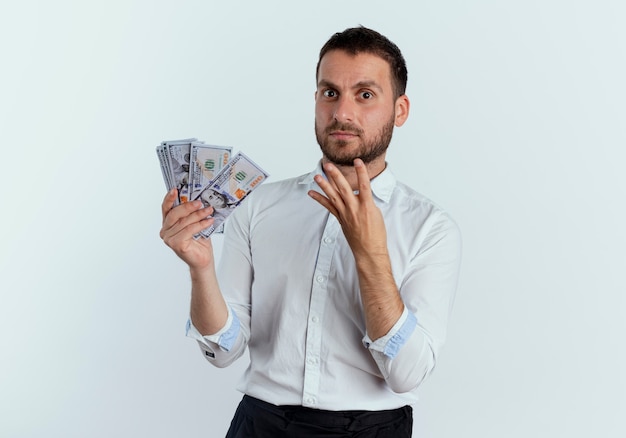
[225,395,413,437]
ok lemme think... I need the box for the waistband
[242,395,412,429]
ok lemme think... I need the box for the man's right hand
[160,188,216,271]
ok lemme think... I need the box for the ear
[394,95,410,127]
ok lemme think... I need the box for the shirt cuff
[362,307,418,359]
[185,306,241,352]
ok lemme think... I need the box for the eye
[323,89,337,98]
[360,91,373,99]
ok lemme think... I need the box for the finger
[308,189,339,219]
[164,215,215,246]
[171,206,214,235]
[163,199,204,227]
[161,201,204,239]
[162,203,214,239]
[313,173,346,212]
[161,188,178,221]
[323,162,354,198]
[323,165,342,194]
[353,158,373,201]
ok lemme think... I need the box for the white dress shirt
[186,162,462,411]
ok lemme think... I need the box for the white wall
[1,1,624,437]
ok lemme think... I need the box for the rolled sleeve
[362,307,417,359]
[185,306,241,356]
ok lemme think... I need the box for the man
[160,26,461,437]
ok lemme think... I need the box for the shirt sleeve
[363,211,462,394]
[184,198,255,368]
[362,307,417,359]
[185,305,242,360]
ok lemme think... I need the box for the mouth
[329,130,359,141]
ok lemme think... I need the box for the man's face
[315,50,407,167]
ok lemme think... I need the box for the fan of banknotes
[156,138,269,237]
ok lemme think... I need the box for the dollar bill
[156,138,198,199]
[193,152,269,238]
[189,142,232,201]
[165,140,195,204]
[156,144,172,190]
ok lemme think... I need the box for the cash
[157,138,269,237]
[190,142,232,201]
[194,152,269,238]
[156,138,198,204]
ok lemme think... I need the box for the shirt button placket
[302,215,341,408]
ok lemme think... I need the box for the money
[190,142,232,201]
[193,152,269,238]
[156,145,172,190]
[157,139,268,237]
[157,138,199,204]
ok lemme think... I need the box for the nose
[333,95,355,122]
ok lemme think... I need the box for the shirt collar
[298,161,397,203]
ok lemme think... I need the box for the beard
[315,115,395,166]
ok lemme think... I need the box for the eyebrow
[317,79,384,93]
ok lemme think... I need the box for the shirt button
[323,237,333,244]
[307,397,316,404]
[316,275,324,283]
[311,316,319,323]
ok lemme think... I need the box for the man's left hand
[308,158,387,258]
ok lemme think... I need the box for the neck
[322,156,386,190]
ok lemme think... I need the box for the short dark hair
[316,26,408,99]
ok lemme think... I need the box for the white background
[1,1,624,437]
